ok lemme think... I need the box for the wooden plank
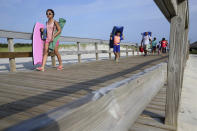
[130,84,175,131]
[95,42,99,60]
[147,105,165,111]
[154,0,177,22]
[0,50,133,58]
[51,55,56,67]
[135,116,176,131]
[150,101,166,107]
[0,52,56,58]
[0,30,135,45]
[126,45,129,57]
[0,78,89,97]
[0,56,168,131]
[2,62,167,131]
[130,123,171,131]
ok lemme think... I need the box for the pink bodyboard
[33,22,44,65]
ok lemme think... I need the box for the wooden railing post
[165,1,188,128]
[51,53,56,67]
[7,38,16,72]
[109,47,112,60]
[77,42,81,63]
[126,45,128,57]
[95,42,98,60]
[136,44,139,55]
[132,46,135,56]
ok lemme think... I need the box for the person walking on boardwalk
[157,40,162,55]
[36,9,63,72]
[151,37,157,55]
[161,38,168,54]
[111,31,124,62]
[141,32,152,56]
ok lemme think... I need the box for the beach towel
[49,18,66,51]
[109,26,124,48]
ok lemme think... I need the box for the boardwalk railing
[154,0,189,129]
[0,29,138,72]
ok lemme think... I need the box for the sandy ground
[0,44,139,72]
[178,55,197,131]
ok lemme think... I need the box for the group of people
[141,32,168,56]
[36,9,168,72]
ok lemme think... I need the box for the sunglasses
[46,12,53,16]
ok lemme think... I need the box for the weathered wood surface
[0,55,167,130]
[154,0,189,128]
[7,38,16,72]
[0,29,135,45]
[154,0,177,21]
[130,86,176,131]
[0,50,135,59]
[165,0,188,127]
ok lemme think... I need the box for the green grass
[190,49,197,54]
[0,47,32,52]
[59,43,88,48]
[0,43,137,52]
[59,44,77,48]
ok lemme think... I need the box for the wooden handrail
[0,50,135,59]
[0,29,139,72]
[0,29,135,45]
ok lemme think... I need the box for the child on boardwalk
[161,38,168,53]
[111,31,124,62]
[36,9,63,72]
[152,37,157,55]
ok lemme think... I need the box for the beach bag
[161,40,167,48]
[139,46,144,52]
[109,39,114,48]
[49,18,66,51]
[41,28,47,40]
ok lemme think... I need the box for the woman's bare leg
[41,44,49,69]
[114,52,116,60]
[54,45,63,66]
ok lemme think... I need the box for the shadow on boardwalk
[0,56,168,120]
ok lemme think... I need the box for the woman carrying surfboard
[36,9,63,71]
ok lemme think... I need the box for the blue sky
[0,0,196,43]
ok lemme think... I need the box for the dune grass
[190,49,197,54]
[0,43,137,52]
[0,47,32,52]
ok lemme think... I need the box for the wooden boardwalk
[0,55,168,130]
[130,85,176,131]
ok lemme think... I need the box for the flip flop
[57,65,64,70]
[36,67,45,72]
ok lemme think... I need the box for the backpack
[161,40,167,47]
